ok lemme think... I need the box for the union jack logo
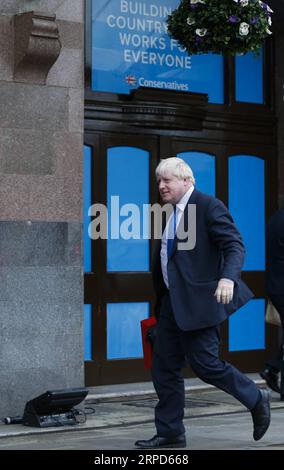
[125,75,137,86]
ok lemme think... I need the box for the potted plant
[167,0,273,55]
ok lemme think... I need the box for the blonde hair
[156,157,195,185]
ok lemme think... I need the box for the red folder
[141,317,157,369]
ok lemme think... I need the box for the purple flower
[249,16,259,25]
[191,4,199,9]
[195,36,203,44]
[258,1,273,13]
[229,15,239,24]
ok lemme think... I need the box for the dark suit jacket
[152,189,254,331]
[266,208,284,296]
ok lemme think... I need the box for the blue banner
[91,0,224,103]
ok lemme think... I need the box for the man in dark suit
[135,157,271,449]
[260,209,284,394]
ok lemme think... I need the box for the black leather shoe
[251,389,271,441]
[135,434,186,449]
[260,368,280,393]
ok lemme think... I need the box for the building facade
[83,0,283,386]
[0,0,283,416]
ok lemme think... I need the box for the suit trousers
[152,293,259,438]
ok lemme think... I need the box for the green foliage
[167,0,273,55]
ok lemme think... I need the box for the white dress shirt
[161,186,195,288]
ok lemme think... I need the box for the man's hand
[214,278,234,304]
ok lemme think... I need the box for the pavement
[0,374,284,451]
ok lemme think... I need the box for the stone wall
[0,0,84,416]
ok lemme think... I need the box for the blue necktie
[167,206,177,259]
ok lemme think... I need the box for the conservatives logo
[125,74,137,86]
[125,74,189,92]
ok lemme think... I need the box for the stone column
[0,0,84,416]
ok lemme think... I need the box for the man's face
[157,172,191,204]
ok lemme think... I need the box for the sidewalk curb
[86,380,265,403]
[86,383,214,403]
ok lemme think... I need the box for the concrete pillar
[0,0,84,416]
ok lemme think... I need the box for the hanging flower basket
[167,0,273,56]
